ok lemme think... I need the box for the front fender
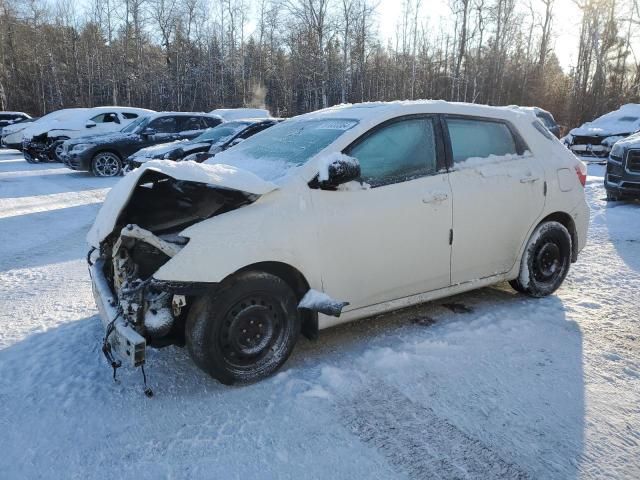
[153,188,322,288]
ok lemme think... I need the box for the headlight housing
[610,142,624,160]
[71,143,94,153]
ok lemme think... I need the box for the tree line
[0,0,638,129]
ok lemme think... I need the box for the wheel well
[539,212,579,262]
[235,261,318,340]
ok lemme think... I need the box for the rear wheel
[511,221,572,297]
[91,152,122,177]
[186,271,300,384]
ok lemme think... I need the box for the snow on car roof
[570,103,640,137]
[297,100,533,124]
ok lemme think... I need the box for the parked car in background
[0,111,31,131]
[21,107,154,163]
[1,111,64,150]
[61,112,222,176]
[563,104,640,161]
[531,107,561,138]
[126,118,281,170]
[604,133,640,201]
[209,108,272,121]
[88,101,589,384]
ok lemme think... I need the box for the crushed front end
[88,164,264,375]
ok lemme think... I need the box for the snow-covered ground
[0,150,638,479]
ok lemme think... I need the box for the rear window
[446,118,518,162]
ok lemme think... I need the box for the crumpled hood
[87,160,279,247]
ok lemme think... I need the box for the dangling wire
[102,311,122,382]
[141,365,153,397]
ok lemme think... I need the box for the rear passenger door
[444,116,546,284]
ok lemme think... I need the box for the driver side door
[309,115,452,312]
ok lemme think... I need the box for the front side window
[347,117,437,187]
[446,118,518,163]
[148,116,178,133]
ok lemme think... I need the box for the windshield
[121,116,149,133]
[207,118,358,181]
[194,122,250,144]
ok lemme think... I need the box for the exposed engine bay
[93,171,259,354]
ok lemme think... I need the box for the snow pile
[209,108,272,121]
[452,152,531,176]
[205,153,300,182]
[130,140,187,159]
[299,289,349,317]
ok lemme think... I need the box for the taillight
[575,162,587,187]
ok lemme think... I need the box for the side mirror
[141,127,156,137]
[312,155,361,189]
[85,120,97,128]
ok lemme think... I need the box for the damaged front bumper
[90,257,147,367]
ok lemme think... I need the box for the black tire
[23,151,39,163]
[91,151,122,177]
[50,139,68,162]
[185,271,300,384]
[512,221,572,297]
[606,190,620,202]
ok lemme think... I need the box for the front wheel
[50,139,68,162]
[186,271,300,385]
[510,221,572,297]
[91,152,122,177]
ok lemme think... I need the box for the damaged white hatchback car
[89,101,589,385]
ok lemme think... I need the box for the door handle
[422,192,449,204]
[520,176,540,183]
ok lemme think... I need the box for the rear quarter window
[446,117,521,163]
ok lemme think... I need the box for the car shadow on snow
[0,202,102,273]
[0,284,586,479]
[605,199,640,273]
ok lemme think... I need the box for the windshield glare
[208,118,358,181]
[122,116,149,133]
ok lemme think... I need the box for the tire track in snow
[0,188,109,218]
[337,381,529,479]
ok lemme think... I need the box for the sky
[375,0,584,72]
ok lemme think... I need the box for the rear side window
[122,112,139,119]
[446,118,517,162]
[203,116,222,128]
[179,116,206,131]
[149,116,178,133]
[347,117,437,187]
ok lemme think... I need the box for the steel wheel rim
[220,294,284,367]
[94,154,120,176]
[533,241,562,282]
